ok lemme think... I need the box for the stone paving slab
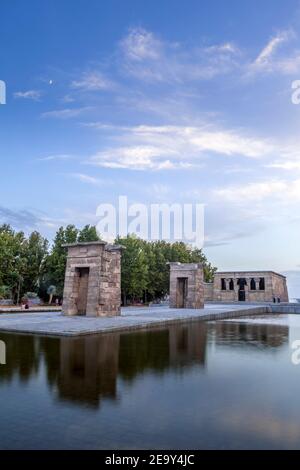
[0,306,62,314]
[0,304,270,337]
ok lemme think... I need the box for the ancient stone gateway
[62,242,122,317]
[168,262,204,309]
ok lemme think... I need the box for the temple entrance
[76,267,90,315]
[237,278,247,302]
[176,277,188,308]
[238,290,246,302]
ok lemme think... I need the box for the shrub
[0,285,12,300]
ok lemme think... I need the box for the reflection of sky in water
[220,313,294,326]
[0,315,300,449]
[222,314,300,344]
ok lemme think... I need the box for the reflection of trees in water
[2,320,287,402]
[119,330,170,381]
[212,321,289,350]
[54,324,207,407]
[0,333,40,383]
[0,322,208,407]
[39,337,60,387]
[119,323,207,381]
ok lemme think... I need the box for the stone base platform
[0,304,271,337]
[0,306,62,314]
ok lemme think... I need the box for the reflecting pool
[0,314,300,449]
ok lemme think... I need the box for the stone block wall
[204,282,214,302]
[206,271,289,303]
[62,242,122,317]
[169,263,204,309]
[271,273,289,302]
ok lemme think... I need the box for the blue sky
[1,0,300,295]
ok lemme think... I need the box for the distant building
[204,271,289,303]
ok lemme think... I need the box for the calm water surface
[1,314,300,449]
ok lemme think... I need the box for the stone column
[234,278,239,300]
[244,281,249,301]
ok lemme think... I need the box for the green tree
[116,235,149,305]
[143,241,168,301]
[0,285,11,300]
[22,231,49,294]
[115,236,217,305]
[41,225,78,298]
[0,222,217,305]
[78,225,100,242]
[0,224,27,301]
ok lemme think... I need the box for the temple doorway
[238,290,246,301]
[176,278,188,308]
[238,278,247,302]
[76,267,90,315]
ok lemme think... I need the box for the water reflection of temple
[168,323,207,368]
[57,334,120,407]
[0,323,208,408]
[212,321,289,349]
[0,320,289,409]
[57,323,207,406]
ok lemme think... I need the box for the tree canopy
[0,224,216,304]
[116,235,217,305]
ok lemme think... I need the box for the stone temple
[169,262,204,309]
[61,242,289,318]
[204,271,289,303]
[62,242,122,317]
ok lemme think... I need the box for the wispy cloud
[205,42,240,55]
[88,145,184,170]
[68,172,112,186]
[38,154,75,162]
[71,71,115,91]
[248,29,298,75]
[255,31,291,65]
[14,90,42,100]
[119,27,300,83]
[0,206,57,230]
[214,178,300,203]
[61,94,75,103]
[120,27,240,83]
[267,160,300,170]
[86,123,274,170]
[120,27,163,61]
[41,107,92,119]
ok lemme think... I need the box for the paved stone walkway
[0,304,270,337]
